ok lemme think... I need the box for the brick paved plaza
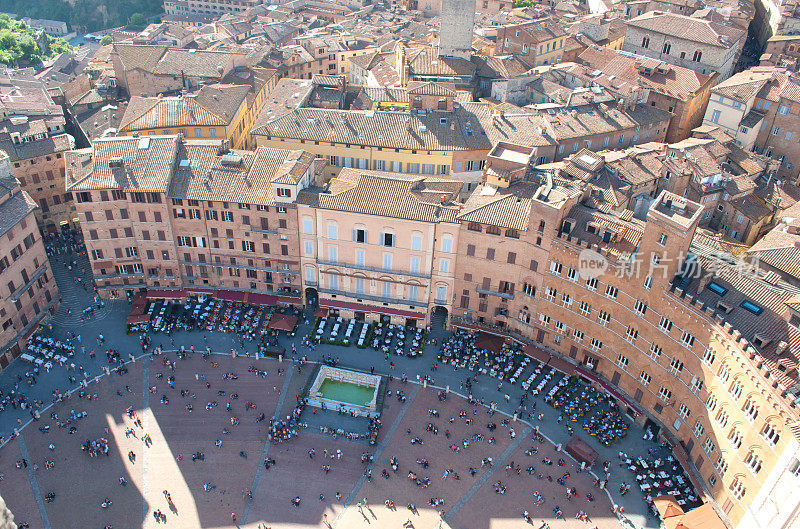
[0,253,661,529]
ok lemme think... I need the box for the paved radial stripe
[443,424,533,522]
[241,364,294,524]
[141,359,150,521]
[17,434,53,529]
[332,382,422,527]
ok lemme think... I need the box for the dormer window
[740,300,764,315]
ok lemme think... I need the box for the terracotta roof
[457,182,537,230]
[626,11,746,47]
[407,80,457,96]
[317,169,461,223]
[153,48,246,77]
[408,49,476,77]
[576,47,714,101]
[0,190,36,239]
[252,105,494,151]
[711,67,780,102]
[249,78,313,132]
[66,135,180,192]
[112,43,169,72]
[0,133,72,162]
[168,144,314,204]
[748,222,800,280]
[119,84,250,132]
[112,43,246,78]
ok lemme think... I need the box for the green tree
[100,35,112,46]
[18,33,40,63]
[127,12,145,30]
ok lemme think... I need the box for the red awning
[185,288,215,296]
[276,294,301,305]
[247,292,277,306]
[577,367,642,415]
[319,299,425,320]
[127,314,151,325]
[268,314,299,332]
[146,289,186,300]
[216,290,247,302]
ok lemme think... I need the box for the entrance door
[611,371,621,386]
[405,318,417,328]
[355,312,365,322]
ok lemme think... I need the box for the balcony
[180,260,299,275]
[94,271,145,281]
[318,288,428,308]
[476,287,515,300]
[251,227,278,235]
[10,265,49,302]
[316,259,431,279]
[0,296,59,356]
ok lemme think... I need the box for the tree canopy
[0,0,164,33]
[0,14,73,65]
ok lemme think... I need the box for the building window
[649,343,662,359]
[729,478,746,500]
[729,381,743,401]
[715,456,728,476]
[742,399,759,422]
[641,35,650,48]
[702,349,716,366]
[728,428,743,449]
[716,409,729,428]
[640,371,651,386]
[744,451,762,474]
[762,423,780,446]
[658,386,672,402]
[616,354,629,370]
[693,421,705,439]
[692,50,702,62]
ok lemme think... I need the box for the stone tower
[438,0,475,59]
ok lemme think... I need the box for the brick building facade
[67,136,321,303]
[0,154,59,369]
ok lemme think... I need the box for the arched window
[642,36,650,48]
[663,42,671,54]
[761,422,780,446]
[693,50,702,62]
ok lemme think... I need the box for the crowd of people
[0,237,682,529]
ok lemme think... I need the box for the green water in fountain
[318,379,375,406]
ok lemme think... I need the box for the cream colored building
[298,168,462,325]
